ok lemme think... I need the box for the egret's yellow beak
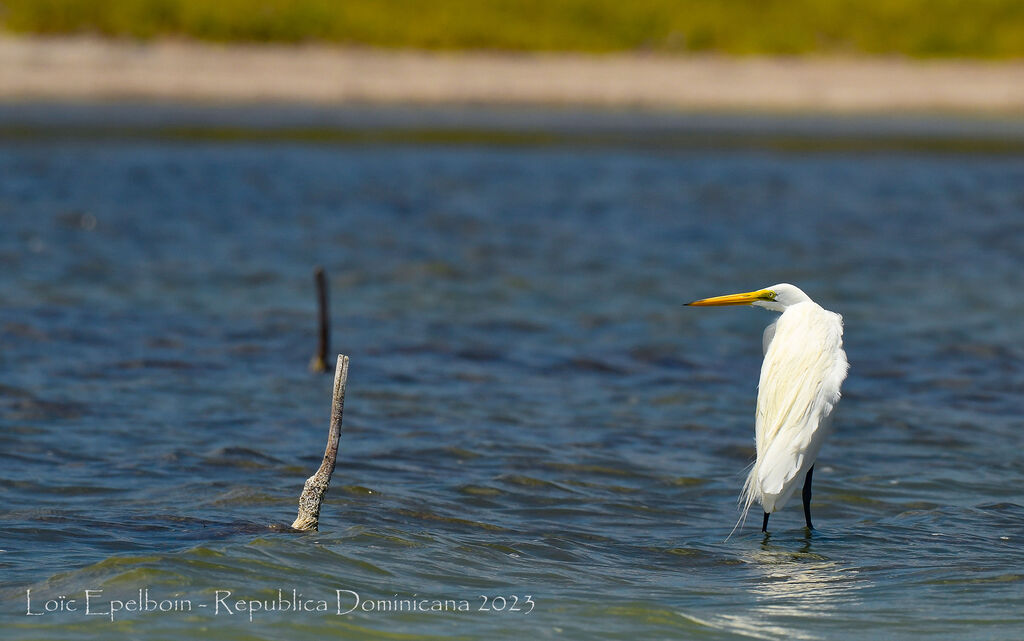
[686,289,776,306]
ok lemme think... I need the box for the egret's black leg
[802,465,815,530]
[762,511,770,533]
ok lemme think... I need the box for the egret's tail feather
[725,464,760,541]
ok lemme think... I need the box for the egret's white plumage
[687,283,848,532]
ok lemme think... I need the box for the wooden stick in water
[309,267,330,373]
[292,354,349,531]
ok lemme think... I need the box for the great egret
[687,283,848,533]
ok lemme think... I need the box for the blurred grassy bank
[4,0,1024,58]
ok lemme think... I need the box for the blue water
[1,134,1023,639]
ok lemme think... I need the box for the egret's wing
[747,304,848,512]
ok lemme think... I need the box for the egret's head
[686,283,811,312]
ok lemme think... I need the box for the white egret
[686,284,848,533]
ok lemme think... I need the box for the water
[1,128,1023,639]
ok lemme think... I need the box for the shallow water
[1,135,1023,639]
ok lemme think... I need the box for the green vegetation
[3,0,1024,58]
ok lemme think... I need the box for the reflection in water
[684,536,868,640]
[746,536,867,639]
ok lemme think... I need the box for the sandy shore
[2,35,1024,113]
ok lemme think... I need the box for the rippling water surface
[1,133,1023,639]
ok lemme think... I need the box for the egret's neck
[753,300,788,313]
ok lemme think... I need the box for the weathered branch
[309,267,330,373]
[292,354,349,531]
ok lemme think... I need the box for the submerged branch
[292,354,349,531]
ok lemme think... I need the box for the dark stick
[309,267,330,373]
[292,354,349,531]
